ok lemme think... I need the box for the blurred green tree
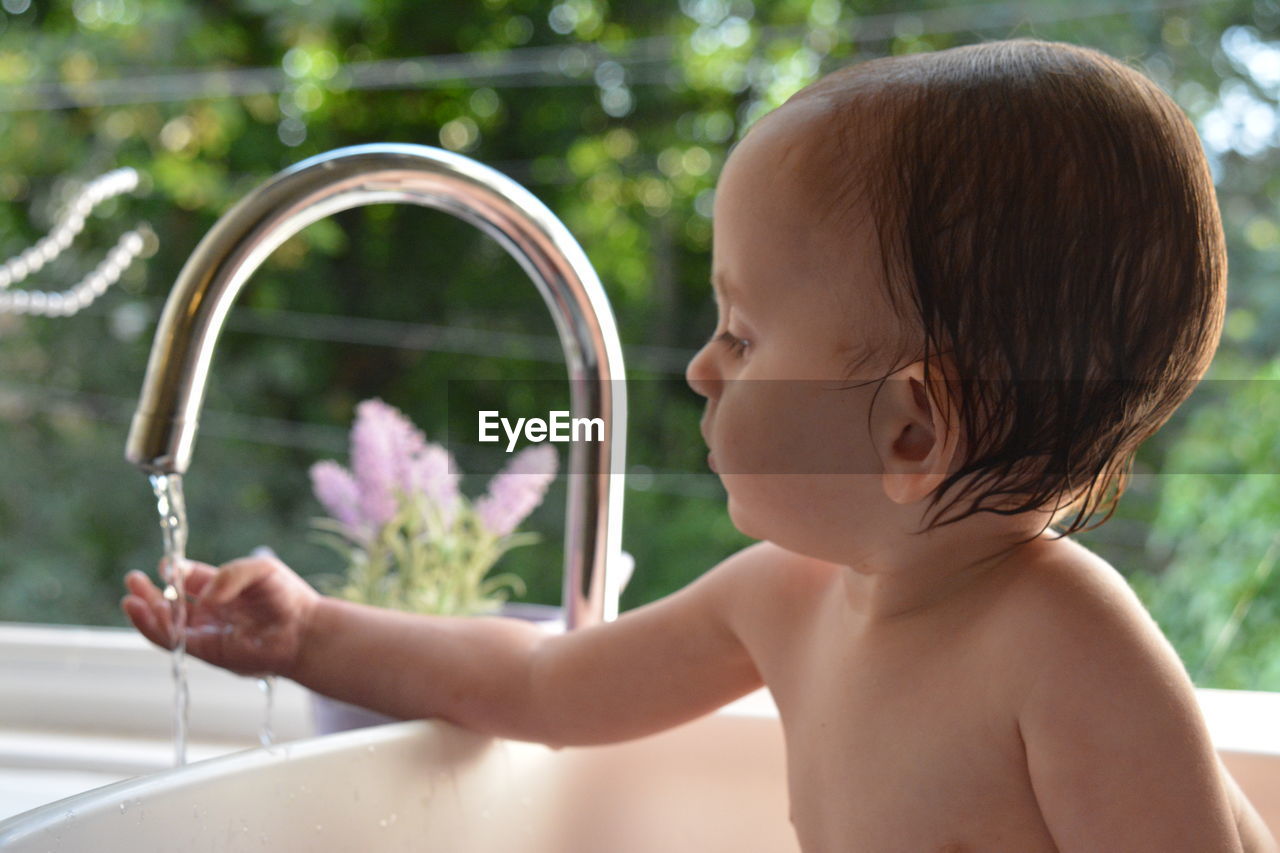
[0,0,1275,693]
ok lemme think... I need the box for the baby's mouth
[699,417,718,472]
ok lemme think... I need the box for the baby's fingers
[125,569,165,606]
[197,556,276,607]
[177,561,218,598]
[121,588,175,650]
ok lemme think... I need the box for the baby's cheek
[768,398,863,476]
[740,414,802,474]
[717,381,864,474]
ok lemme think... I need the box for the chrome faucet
[125,144,627,628]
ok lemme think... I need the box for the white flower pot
[309,692,398,733]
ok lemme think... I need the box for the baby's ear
[873,360,962,505]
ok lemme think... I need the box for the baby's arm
[125,548,766,747]
[290,551,764,745]
[1012,562,1275,851]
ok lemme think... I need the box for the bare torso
[733,540,1272,852]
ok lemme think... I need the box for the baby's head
[689,39,1226,547]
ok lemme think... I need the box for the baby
[123,39,1276,851]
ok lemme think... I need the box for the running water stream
[259,675,276,748]
[149,474,278,765]
[149,472,191,766]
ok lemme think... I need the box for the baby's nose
[685,344,719,399]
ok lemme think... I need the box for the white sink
[5,692,1280,852]
[3,623,1280,851]
[0,705,798,852]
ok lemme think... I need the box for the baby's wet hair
[792,39,1226,536]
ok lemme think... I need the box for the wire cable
[0,0,1229,112]
[219,304,698,374]
[0,380,725,498]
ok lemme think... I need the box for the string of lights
[0,168,154,316]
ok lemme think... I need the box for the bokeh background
[0,0,1276,688]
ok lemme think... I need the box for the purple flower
[309,460,364,533]
[408,444,461,527]
[350,398,428,526]
[475,445,558,537]
[312,398,468,535]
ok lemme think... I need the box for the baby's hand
[121,553,320,679]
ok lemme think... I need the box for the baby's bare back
[730,540,1272,852]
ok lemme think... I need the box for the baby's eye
[713,329,750,357]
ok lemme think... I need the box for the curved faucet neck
[126,144,627,627]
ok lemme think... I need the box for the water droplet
[366,745,376,754]
[119,803,127,814]
[315,823,324,832]
[378,818,388,828]
[388,813,397,824]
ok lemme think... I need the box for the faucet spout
[126,143,627,627]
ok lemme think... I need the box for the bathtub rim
[2,621,1280,842]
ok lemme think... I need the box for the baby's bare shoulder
[988,536,1204,743]
[700,541,840,640]
[994,537,1172,664]
[715,540,840,588]
[993,540,1248,848]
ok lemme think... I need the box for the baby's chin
[722,493,765,541]
[721,487,815,549]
